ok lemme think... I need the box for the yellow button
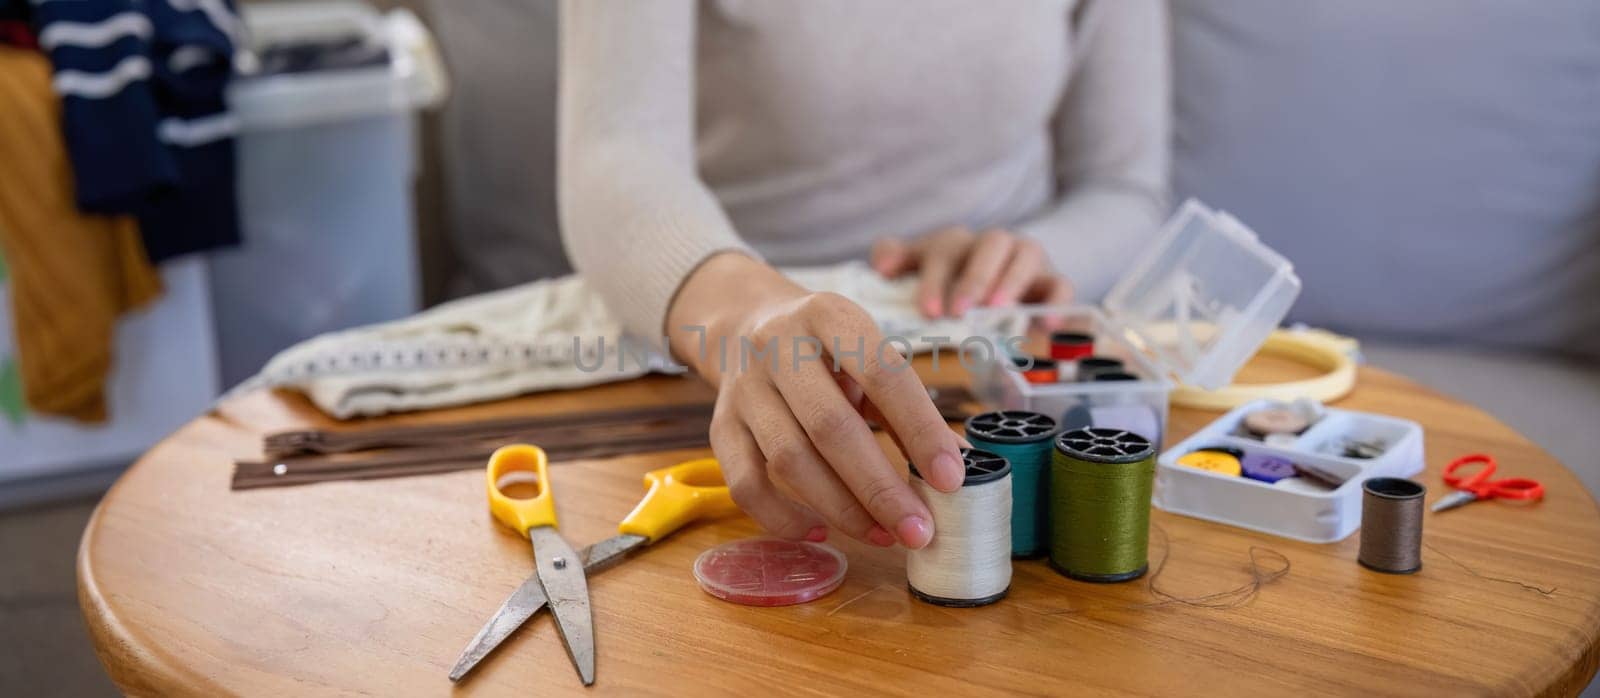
[1177,450,1243,477]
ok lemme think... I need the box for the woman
[559,0,1169,550]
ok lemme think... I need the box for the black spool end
[1011,355,1058,370]
[1048,559,1149,584]
[909,583,1009,608]
[1363,477,1426,500]
[1054,427,1155,464]
[908,448,1011,485]
[1049,331,1093,346]
[1012,550,1048,561]
[965,410,1058,444]
[1089,371,1140,382]
[1078,356,1123,370]
[1358,559,1421,575]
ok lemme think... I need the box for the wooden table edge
[78,434,235,697]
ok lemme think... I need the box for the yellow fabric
[0,47,162,423]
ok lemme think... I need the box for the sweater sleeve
[1015,0,1172,302]
[557,0,754,344]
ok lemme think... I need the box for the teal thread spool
[965,411,1058,558]
[1050,427,1157,582]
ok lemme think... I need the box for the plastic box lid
[229,2,449,131]
[1103,199,1301,390]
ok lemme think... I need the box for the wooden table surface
[78,357,1600,696]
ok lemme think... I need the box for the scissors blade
[447,533,649,682]
[581,533,649,574]
[448,574,550,681]
[529,526,596,686]
[1431,490,1479,513]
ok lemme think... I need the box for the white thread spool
[906,449,1013,607]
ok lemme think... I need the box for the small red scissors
[1430,453,1545,512]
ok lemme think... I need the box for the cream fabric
[234,263,971,419]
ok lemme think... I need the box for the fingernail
[897,515,933,549]
[931,450,964,491]
[922,298,942,317]
[987,291,1010,307]
[805,526,828,542]
[956,434,973,449]
[866,525,896,547]
[950,297,972,316]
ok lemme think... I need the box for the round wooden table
[78,359,1600,696]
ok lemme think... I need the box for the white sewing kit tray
[1154,399,1425,543]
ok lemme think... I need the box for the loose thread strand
[1139,523,1291,610]
[1043,523,1291,615]
[1424,542,1557,597]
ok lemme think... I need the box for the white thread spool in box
[906,449,1013,607]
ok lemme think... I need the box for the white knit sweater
[557,0,1170,342]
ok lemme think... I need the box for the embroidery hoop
[1170,329,1358,410]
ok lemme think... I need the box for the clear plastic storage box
[1155,400,1425,542]
[970,199,1303,447]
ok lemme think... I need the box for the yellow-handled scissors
[449,450,739,683]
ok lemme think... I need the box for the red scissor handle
[1483,477,1545,501]
[1443,453,1497,488]
[1443,453,1545,502]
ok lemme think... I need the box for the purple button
[1241,454,1297,484]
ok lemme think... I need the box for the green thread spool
[1050,427,1157,583]
[964,410,1057,558]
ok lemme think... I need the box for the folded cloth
[0,47,163,422]
[232,262,974,419]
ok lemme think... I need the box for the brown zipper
[262,401,716,458]
[233,387,976,490]
[235,428,713,489]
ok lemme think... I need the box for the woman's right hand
[666,253,967,549]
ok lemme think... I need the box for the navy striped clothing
[26,0,240,261]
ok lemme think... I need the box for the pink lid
[692,538,847,607]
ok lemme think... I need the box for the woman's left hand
[870,227,1074,319]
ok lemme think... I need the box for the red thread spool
[1049,332,1095,361]
[1014,356,1059,384]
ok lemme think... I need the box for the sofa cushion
[1171,1,1600,359]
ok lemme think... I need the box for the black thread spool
[1358,478,1426,574]
[1077,356,1125,381]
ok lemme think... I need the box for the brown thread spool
[1358,478,1426,574]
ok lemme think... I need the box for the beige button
[1243,405,1310,436]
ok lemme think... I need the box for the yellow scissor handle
[617,458,740,543]
[486,444,558,537]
